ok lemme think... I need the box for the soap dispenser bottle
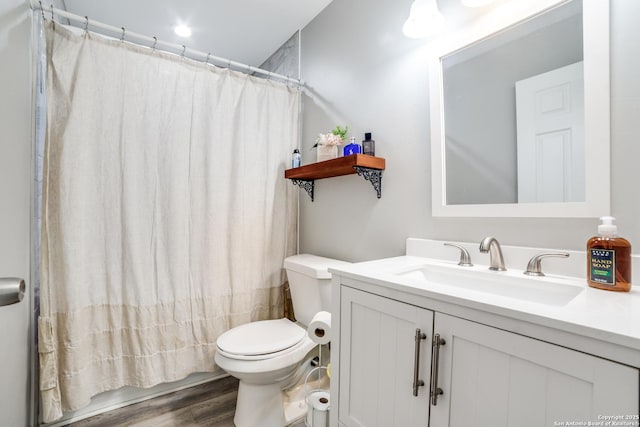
[587,216,632,292]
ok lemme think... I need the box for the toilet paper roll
[307,311,331,345]
[306,391,330,427]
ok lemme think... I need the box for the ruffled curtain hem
[39,287,283,422]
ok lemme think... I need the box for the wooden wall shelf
[284,154,385,201]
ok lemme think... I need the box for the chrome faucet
[524,252,569,276]
[444,243,473,267]
[479,237,507,271]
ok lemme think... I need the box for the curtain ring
[227,59,231,70]
[39,1,45,21]
[152,36,157,51]
[84,16,89,32]
[205,53,211,64]
[50,3,54,21]
[181,45,186,58]
[120,27,125,42]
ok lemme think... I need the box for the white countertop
[329,254,640,354]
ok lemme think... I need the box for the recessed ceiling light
[461,0,495,7]
[174,25,192,38]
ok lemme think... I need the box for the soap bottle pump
[587,216,632,292]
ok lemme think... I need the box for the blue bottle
[343,137,361,156]
[291,149,301,168]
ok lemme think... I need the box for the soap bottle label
[589,248,615,285]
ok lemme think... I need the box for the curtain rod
[30,1,303,86]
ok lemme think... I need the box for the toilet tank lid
[284,254,351,279]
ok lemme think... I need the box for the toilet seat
[217,318,307,361]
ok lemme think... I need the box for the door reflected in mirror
[442,0,583,205]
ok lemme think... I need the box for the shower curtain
[39,22,299,422]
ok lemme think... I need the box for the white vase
[317,145,338,162]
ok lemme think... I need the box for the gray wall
[260,31,300,80]
[299,0,640,262]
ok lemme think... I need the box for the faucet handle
[444,243,473,267]
[524,252,570,276]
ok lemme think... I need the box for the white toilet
[214,254,350,427]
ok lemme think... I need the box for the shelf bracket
[291,179,315,201]
[354,166,383,199]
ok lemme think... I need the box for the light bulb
[402,0,446,39]
[174,25,192,38]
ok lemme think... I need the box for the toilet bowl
[214,254,350,427]
[215,319,316,427]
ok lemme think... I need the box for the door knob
[0,278,25,307]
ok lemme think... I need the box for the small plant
[314,125,349,147]
[331,125,349,141]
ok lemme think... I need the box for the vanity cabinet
[338,286,433,426]
[432,313,638,427]
[336,286,639,427]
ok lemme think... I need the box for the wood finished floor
[68,376,306,427]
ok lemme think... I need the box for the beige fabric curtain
[39,23,299,422]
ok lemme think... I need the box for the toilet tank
[284,254,351,327]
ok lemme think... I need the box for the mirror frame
[429,0,610,218]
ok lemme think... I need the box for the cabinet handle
[412,328,427,396]
[430,333,446,406]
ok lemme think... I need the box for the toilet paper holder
[0,277,26,307]
[305,366,330,427]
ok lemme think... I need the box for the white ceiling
[60,0,334,67]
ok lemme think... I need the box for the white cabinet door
[430,313,639,427]
[338,287,433,427]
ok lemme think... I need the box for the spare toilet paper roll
[306,390,330,427]
[308,311,331,345]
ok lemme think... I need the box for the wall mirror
[429,0,610,217]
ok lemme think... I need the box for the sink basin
[396,263,583,306]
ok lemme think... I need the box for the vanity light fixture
[174,24,192,38]
[461,0,495,7]
[402,0,446,39]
